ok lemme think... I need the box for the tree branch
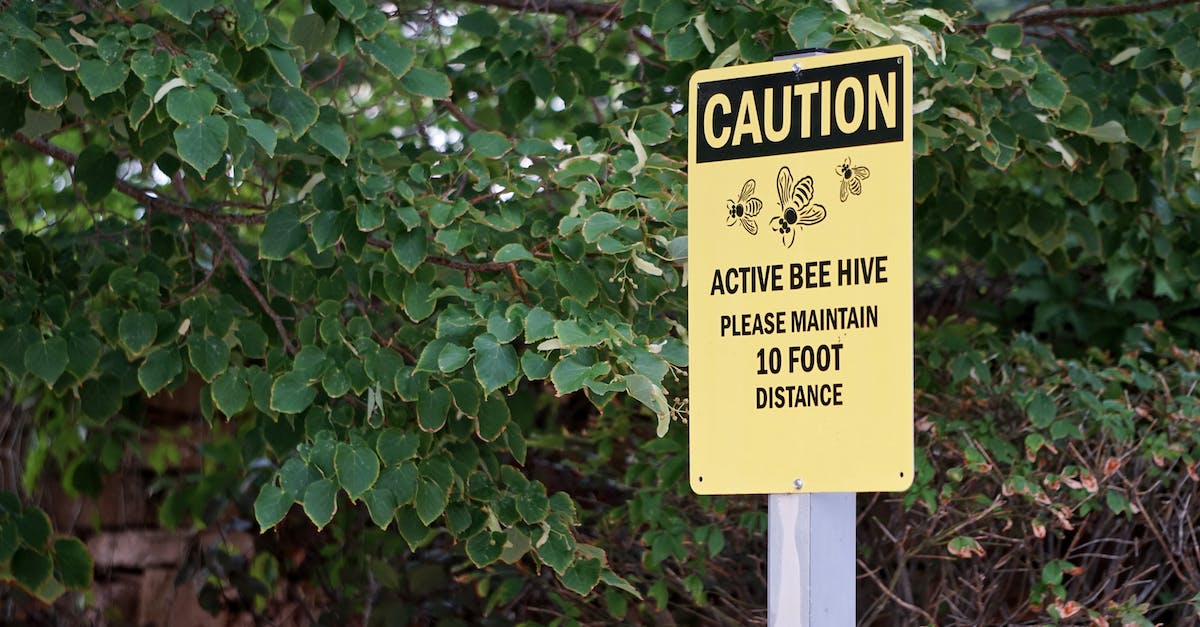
[984,0,1193,27]
[460,0,617,19]
[10,131,265,226]
[438,99,484,132]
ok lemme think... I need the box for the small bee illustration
[835,157,871,202]
[725,179,763,235]
[770,167,826,249]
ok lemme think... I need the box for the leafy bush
[1,0,1199,623]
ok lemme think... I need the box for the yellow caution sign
[688,45,913,494]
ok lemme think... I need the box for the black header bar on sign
[694,57,906,163]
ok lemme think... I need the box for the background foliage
[1,0,1199,624]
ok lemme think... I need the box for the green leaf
[302,478,337,529]
[516,488,548,524]
[555,320,605,348]
[17,508,51,546]
[39,39,80,71]
[520,351,552,380]
[166,86,217,125]
[665,28,702,62]
[308,114,351,162]
[81,377,123,419]
[74,146,118,203]
[1056,97,1091,133]
[11,548,53,592]
[550,357,610,395]
[458,10,499,37]
[254,482,292,530]
[395,506,431,550]
[477,397,510,442]
[602,570,642,599]
[494,243,534,263]
[379,463,418,505]
[0,523,15,563]
[473,334,518,395]
[266,46,302,87]
[290,13,327,57]
[561,558,602,595]
[270,371,317,414]
[174,115,229,175]
[417,386,451,432]
[119,311,157,355]
[269,86,320,138]
[335,442,380,500]
[24,336,69,386]
[414,476,447,525]
[138,347,182,395]
[582,211,623,243]
[376,430,419,465]
[1104,170,1137,203]
[468,130,511,158]
[360,34,415,78]
[400,67,452,99]
[211,371,249,416]
[487,314,522,344]
[29,65,68,109]
[1027,392,1055,428]
[525,307,556,341]
[465,530,506,567]
[1082,120,1130,144]
[437,343,471,373]
[187,333,230,382]
[65,332,101,378]
[500,79,536,122]
[652,0,690,31]
[985,23,1022,49]
[1105,490,1130,515]
[390,227,428,273]
[536,529,574,575]
[260,204,309,260]
[363,487,397,529]
[279,458,320,497]
[239,118,277,157]
[52,538,93,589]
[625,374,671,435]
[0,40,41,83]
[321,367,351,397]
[76,59,130,99]
[1027,69,1067,110]
[162,0,216,23]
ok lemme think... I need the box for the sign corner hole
[899,471,905,478]
[698,476,704,482]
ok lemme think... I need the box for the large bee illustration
[835,157,871,202]
[770,167,826,249]
[725,179,763,235]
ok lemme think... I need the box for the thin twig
[309,56,346,91]
[858,558,939,624]
[162,244,226,308]
[216,228,296,355]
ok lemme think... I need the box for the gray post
[768,492,856,626]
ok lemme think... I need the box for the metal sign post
[686,44,913,625]
[768,493,855,626]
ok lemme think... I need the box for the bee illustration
[835,157,871,202]
[770,167,826,248]
[725,179,763,235]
